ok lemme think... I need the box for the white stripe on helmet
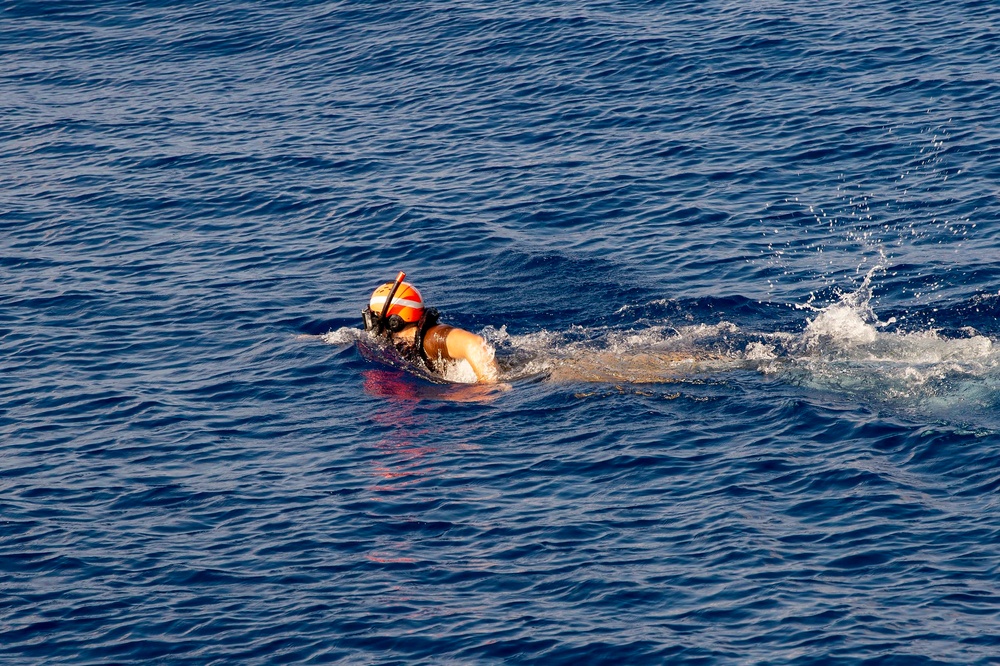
[370,296,423,310]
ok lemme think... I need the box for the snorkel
[362,271,406,335]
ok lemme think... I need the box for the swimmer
[361,272,500,383]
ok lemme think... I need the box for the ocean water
[2,1,1000,663]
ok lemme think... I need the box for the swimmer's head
[369,280,424,331]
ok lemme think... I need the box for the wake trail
[322,270,1000,426]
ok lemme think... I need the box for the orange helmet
[369,281,424,324]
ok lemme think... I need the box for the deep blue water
[3,1,1000,663]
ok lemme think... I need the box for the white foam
[606,326,676,351]
[771,272,1000,418]
[803,302,878,347]
[744,341,778,361]
[439,358,480,384]
[673,321,741,341]
[321,327,362,346]
[480,325,510,345]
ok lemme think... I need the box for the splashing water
[321,328,362,346]
[325,266,1000,428]
[516,276,997,424]
[752,124,974,306]
[781,270,999,421]
[800,265,885,350]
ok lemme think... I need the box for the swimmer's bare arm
[442,328,499,383]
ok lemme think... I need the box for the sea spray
[801,265,883,351]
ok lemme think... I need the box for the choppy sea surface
[3,1,1000,663]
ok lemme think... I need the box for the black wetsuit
[391,308,450,372]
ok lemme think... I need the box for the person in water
[362,272,499,383]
